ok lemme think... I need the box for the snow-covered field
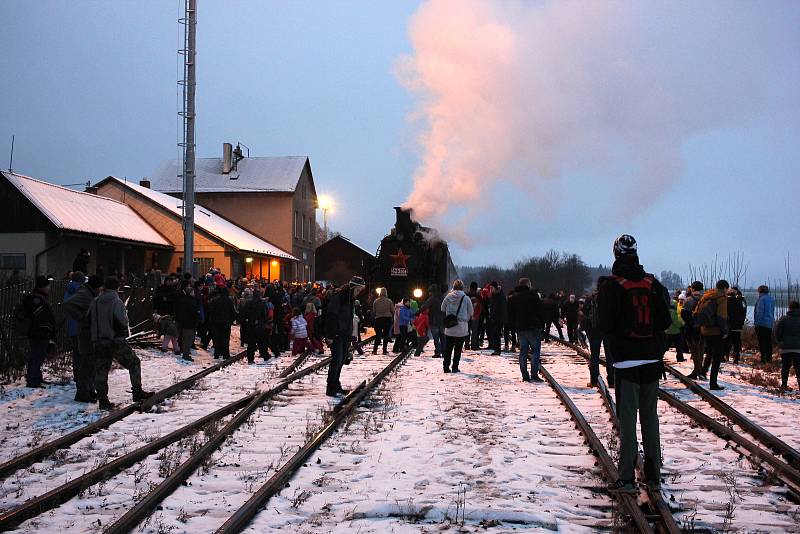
[2,331,799,533]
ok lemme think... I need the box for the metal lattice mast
[179,0,197,274]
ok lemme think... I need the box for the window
[177,257,214,276]
[295,211,301,239]
[301,215,306,242]
[0,254,25,270]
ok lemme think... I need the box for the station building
[94,176,296,279]
[0,170,172,278]
[146,143,318,282]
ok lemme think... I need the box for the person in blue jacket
[64,271,85,391]
[754,285,775,363]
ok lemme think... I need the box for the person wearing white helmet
[598,234,671,494]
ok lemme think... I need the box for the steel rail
[0,349,247,481]
[104,345,390,534]
[0,352,316,532]
[657,388,800,496]
[549,337,800,499]
[214,347,414,534]
[591,370,681,534]
[537,363,654,534]
[663,363,800,469]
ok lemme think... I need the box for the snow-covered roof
[1,171,172,248]
[148,156,309,193]
[104,177,297,260]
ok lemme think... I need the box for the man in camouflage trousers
[88,276,154,410]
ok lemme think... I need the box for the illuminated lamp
[413,288,423,299]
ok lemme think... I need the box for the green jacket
[665,307,684,335]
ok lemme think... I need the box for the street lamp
[317,195,333,242]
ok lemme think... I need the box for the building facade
[95,177,296,280]
[0,171,172,278]
[147,145,318,282]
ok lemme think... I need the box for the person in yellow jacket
[695,280,730,390]
[665,300,685,362]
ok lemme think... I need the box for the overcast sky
[2,1,798,285]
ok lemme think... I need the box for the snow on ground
[8,350,390,533]
[3,329,800,532]
[244,348,616,533]
[667,355,800,453]
[0,326,244,463]
[541,344,800,532]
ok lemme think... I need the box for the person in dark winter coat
[598,235,670,494]
[21,276,56,388]
[487,281,508,355]
[542,294,564,341]
[174,282,199,362]
[154,277,177,316]
[324,277,366,395]
[775,300,800,390]
[420,284,445,357]
[241,289,274,363]
[584,290,610,387]
[72,248,90,274]
[682,281,705,379]
[88,276,154,410]
[725,287,746,363]
[62,274,103,401]
[507,278,544,382]
[208,286,237,359]
[561,295,580,343]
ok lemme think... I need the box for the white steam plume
[397,0,773,243]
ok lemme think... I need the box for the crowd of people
[15,236,799,496]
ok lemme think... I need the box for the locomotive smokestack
[393,206,416,240]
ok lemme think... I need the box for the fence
[0,280,154,383]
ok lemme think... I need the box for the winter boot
[98,397,117,410]
[132,388,155,402]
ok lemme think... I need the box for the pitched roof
[1,171,172,248]
[103,177,297,260]
[320,235,375,258]
[148,156,309,193]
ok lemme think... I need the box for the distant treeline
[458,250,596,296]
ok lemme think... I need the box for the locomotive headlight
[413,288,423,299]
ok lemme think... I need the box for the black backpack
[612,274,658,339]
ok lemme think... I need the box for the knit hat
[70,271,86,283]
[613,234,637,259]
[34,275,51,289]
[87,275,103,289]
[349,276,366,288]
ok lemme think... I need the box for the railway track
[0,347,250,481]
[0,351,315,531]
[1,337,403,533]
[535,351,680,533]
[547,336,800,530]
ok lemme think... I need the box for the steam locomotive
[372,207,458,302]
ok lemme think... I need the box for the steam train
[371,207,458,302]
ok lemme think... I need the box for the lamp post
[317,196,333,242]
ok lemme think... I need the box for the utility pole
[179,0,197,275]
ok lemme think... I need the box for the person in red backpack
[413,308,431,356]
[598,234,671,494]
